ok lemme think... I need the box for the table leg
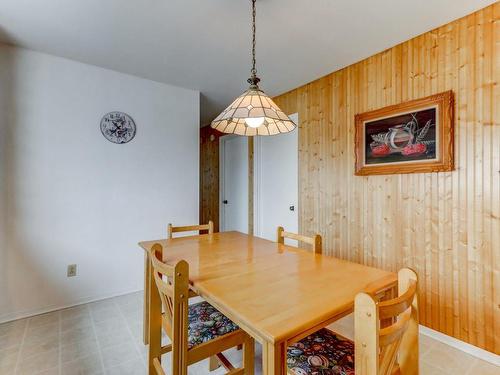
[148,251,162,374]
[143,251,150,345]
[262,341,286,375]
[243,335,255,375]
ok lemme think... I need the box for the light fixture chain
[251,0,257,76]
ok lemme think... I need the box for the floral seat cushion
[287,329,355,375]
[188,301,239,349]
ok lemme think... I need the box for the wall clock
[100,111,136,144]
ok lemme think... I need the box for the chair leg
[209,355,220,371]
[243,336,255,375]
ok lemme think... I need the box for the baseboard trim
[420,325,500,366]
[0,288,143,324]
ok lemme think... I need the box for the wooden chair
[277,226,322,254]
[167,221,214,300]
[148,243,254,375]
[143,221,214,346]
[286,268,419,375]
[167,221,214,239]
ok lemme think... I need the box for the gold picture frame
[355,91,454,176]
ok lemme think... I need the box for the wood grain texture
[139,232,396,346]
[199,126,223,232]
[271,3,499,354]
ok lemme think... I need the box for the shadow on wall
[0,38,68,322]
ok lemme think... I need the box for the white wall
[0,44,200,322]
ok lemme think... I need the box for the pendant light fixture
[211,0,297,136]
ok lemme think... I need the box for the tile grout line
[37,312,61,375]
[13,316,29,374]
[87,304,107,375]
[113,297,147,369]
[463,358,480,375]
[418,336,437,359]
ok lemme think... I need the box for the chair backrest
[354,268,419,375]
[167,221,214,239]
[150,243,189,375]
[276,226,322,254]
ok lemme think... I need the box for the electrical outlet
[67,264,77,277]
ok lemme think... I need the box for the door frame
[219,134,233,232]
[253,113,299,238]
[253,136,263,237]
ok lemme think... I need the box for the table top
[139,231,397,343]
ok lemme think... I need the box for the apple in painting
[402,143,427,156]
[372,144,391,156]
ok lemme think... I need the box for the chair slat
[379,341,402,375]
[150,244,174,277]
[379,281,417,319]
[153,358,166,375]
[352,267,418,375]
[277,226,322,254]
[167,221,214,239]
[172,224,210,233]
[379,309,412,347]
[153,272,174,298]
[281,231,314,244]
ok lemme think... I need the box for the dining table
[138,231,399,374]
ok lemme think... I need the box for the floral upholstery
[188,301,239,349]
[287,329,355,375]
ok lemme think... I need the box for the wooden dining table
[138,231,398,374]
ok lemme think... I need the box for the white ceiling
[0,0,494,124]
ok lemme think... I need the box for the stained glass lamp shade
[210,0,296,136]
[211,87,296,136]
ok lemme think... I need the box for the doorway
[219,114,299,239]
[219,135,248,233]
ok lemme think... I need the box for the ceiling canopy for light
[211,0,296,136]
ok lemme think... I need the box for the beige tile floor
[0,291,498,375]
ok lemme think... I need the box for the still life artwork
[355,91,454,175]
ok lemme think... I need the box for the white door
[254,113,298,243]
[220,135,248,233]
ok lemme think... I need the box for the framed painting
[354,91,454,176]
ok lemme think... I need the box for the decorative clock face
[100,112,136,144]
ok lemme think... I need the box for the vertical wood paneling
[492,3,500,354]
[272,4,499,353]
[199,126,223,232]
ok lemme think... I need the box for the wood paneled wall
[199,3,499,353]
[200,126,223,232]
[272,4,499,353]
